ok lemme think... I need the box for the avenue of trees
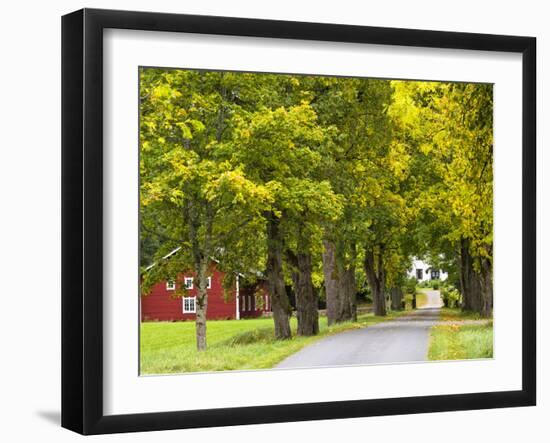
[139,68,493,350]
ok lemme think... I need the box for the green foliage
[440,285,461,308]
[139,69,277,295]
[389,81,493,271]
[403,276,418,295]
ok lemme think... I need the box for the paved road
[276,290,442,369]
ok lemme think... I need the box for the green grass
[140,311,408,374]
[428,321,493,361]
[438,307,488,321]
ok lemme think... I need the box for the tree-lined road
[141,70,493,353]
[276,291,443,369]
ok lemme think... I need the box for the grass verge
[428,321,493,360]
[438,307,488,321]
[140,310,408,374]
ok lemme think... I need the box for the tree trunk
[187,198,211,352]
[390,287,403,311]
[195,261,209,351]
[364,246,386,316]
[371,284,386,316]
[266,214,292,339]
[459,239,483,313]
[291,252,319,336]
[339,267,357,322]
[322,240,339,326]
[323,240,356,324]
[479,255,493,318]
[412,292,417,309]
[337,241,357,322]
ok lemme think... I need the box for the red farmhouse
[141,258,271,322]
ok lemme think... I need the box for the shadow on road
[392,307,441,323]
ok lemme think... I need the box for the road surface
[276,290,443,369]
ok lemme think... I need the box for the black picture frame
[61,8,536,435]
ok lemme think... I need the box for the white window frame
[183,277,194,290]
[207,276,212,289]
[166,280,176,291]
[182,296,196,313]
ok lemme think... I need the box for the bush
[403,276,417,295]
[440,286,461,308]
[431,279,441,290]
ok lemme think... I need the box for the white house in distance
[408,258,448,283]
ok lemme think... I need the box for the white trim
[184,277,194,289]
[144,246,181,271]
[206,276,212,289]
[162,247,182,260]
[166,280,175,291]
[182,296,196,313]
[235,275,240,320]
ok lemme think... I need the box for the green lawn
[140,310,408,374]
[428,318,493,361]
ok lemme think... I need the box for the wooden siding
[141,263,271,321]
